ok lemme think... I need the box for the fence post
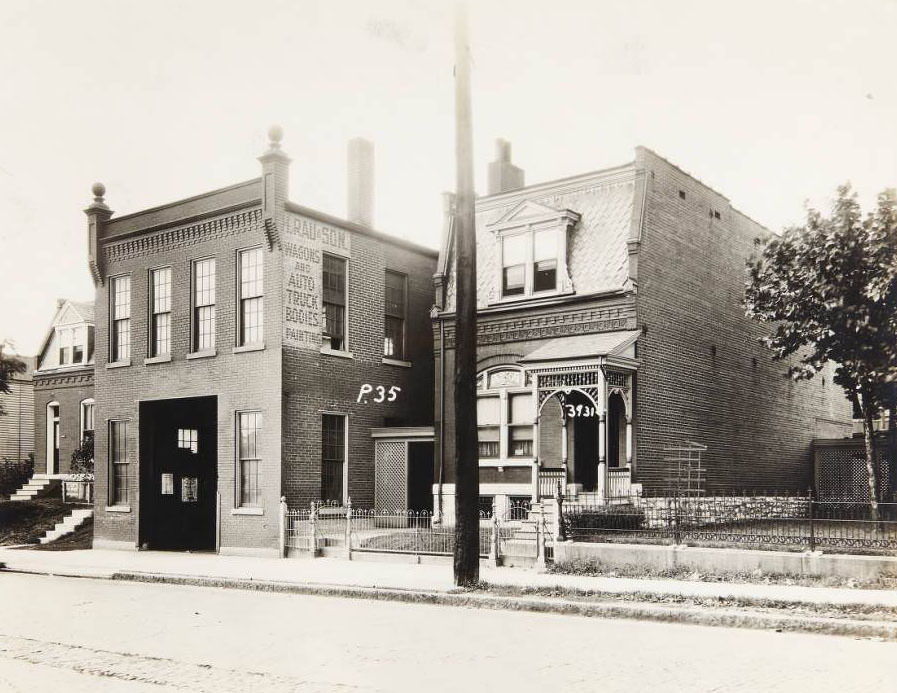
[672,496,682,545]
[279,496,287,558]
[807,487,816,553]
[536,512,547,569]
[345,497,353,560]
[309,502,318,558]
[489,510,500,567]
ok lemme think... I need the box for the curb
[112,571,897,641]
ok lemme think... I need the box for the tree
[745,185,897,510]
[0,341,26,418]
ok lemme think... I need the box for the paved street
[0,572,894,692]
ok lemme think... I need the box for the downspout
[437,316,445,520]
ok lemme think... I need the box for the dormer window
[57,327,86,366]
[500,228,560,298]
[488,200,579,303]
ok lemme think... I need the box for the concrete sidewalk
[2,546,896,608]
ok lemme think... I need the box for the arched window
[46,401,60,475]
[475,367,534,460]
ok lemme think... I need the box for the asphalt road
[0,572,893,692]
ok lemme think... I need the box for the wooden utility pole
[452,0,480,587]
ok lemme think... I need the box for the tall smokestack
[347,137,374,227]
[487,138,524,195]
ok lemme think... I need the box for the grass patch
[548,557,897,590]
[0,498,72,545]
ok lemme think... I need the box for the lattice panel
[816,445,892,501]
[375,441,407,512]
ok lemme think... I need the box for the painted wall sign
[283,214,351,349]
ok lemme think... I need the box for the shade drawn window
[322,254,347,351]
[150,267,171,356]
[533,229,558,292]
[47,403,60,471]
[80,399,95,445]
[476,395,500,458]
[501,234,526,297]
[238,412,262,507]
[239,248,264,345]
[58,328,72,365]
[321,414,345,503]
[110,276,131,361]
[508,393,534,457]
[192,259,216,352]
[383,270,406,359]
[110,420,128,506]
[177,428,198,453]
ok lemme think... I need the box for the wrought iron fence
[561,491,897,554]
[351,509,491,557]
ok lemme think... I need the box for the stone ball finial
[268,124,284,145]
[91,182,106,199]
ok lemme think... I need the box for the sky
[1,0,895,356]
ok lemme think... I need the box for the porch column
[597,413,606,503]
[561,417,568,483]
[625,416,633,465]
[532,414,540,500]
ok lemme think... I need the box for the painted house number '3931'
[357,384,402,404]
[565,404,597,418]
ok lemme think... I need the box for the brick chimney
[347,137,374,227]
[487,138,524,195]
[84,182,112,286]
[258,125,290,247]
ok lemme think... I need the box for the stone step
[38,509,93,545]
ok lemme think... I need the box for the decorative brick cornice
[103,209,263,263]
[33,370,95,389]
[439,304,637,349]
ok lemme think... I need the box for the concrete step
[38,509,93,545]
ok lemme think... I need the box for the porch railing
[62,479,93,504]
[538,468,565,499]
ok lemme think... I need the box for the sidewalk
[2,546,896,609]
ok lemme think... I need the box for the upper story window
[238,248,264,346]
[501,228,559,298]
[150,267,172,357]
[384,270,406,360]
[110,275,131,362]
[192,258,216,352]
[322,254,347,351]
[57,326,86,365]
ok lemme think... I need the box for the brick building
[432,143,853,519]
[32,300,95,476]
[89,128,436,556]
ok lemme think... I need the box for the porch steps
[38,508,93,544]
[9,475,61,502]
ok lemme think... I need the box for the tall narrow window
[322,255,346,351]
[476,396,500,458]
[321,414,345,503]
[80,399,95,445]
[237,412,262,507]
[238,248,264,345]
[47,403,60,474]
[533,229,558,292]
[192,259,216,352]
[383,270,406,359]
[72,327,84,363]
[110,276,131,361]
[501,234,526,297]
[150,267,171,356]
[110,420,128,506]
[58,328,72,365]
[508,393,534,456]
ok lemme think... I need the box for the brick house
[432,142,853,519]
[32,300,95,476]
[88,128,436,556]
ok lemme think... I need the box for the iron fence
[561,491,897,554]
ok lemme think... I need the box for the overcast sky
[2,0,895,356]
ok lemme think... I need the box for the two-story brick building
[32,300,95,477]
[89,128,436,555]
[432,142,853,519]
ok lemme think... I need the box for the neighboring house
[87,129,436,556]
[432,142,853,519]
[0,353,35,462]
[32,300,95,476]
